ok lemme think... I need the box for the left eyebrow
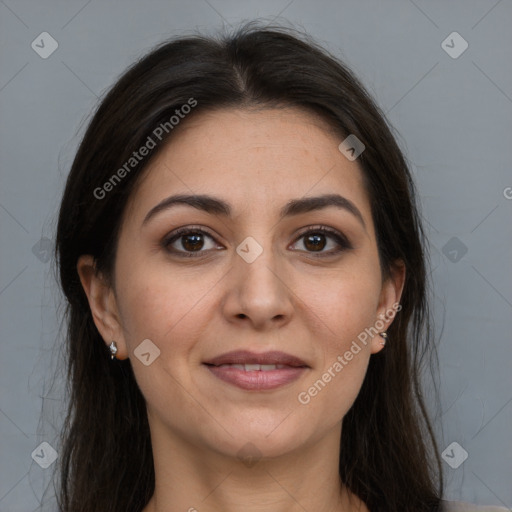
[142,193,367,230]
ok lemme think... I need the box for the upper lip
[203,350,309,367]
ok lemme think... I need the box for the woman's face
[80,107,404,460]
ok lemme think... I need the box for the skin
[78,107,405,512]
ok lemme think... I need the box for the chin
[199,417,311,462]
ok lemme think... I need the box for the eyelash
[161,225,352,259]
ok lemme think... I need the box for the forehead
[125,107,371,224]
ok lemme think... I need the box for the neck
[142,419,368,512]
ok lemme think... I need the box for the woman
[54,22,504,512]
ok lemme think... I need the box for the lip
[205,365,308,390]
[203,350,309,367]
[203,350,309,391]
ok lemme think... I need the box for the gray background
[1,0,511,510]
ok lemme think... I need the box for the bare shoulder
[440,500,510,511]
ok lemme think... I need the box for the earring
[109,341,118,360]
[378,332,388,347]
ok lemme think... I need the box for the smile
[203,363,308,390]
[213,363,291,371]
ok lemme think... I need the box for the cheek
[292,264,380,416]
[114,257,222,348]
[297,261,382,346]
[113,264,214,416]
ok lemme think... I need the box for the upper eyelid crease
[143,193,367,232]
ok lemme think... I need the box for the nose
[221,238,294,331]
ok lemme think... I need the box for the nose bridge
[228,231,292,325]
[236,232,282,291]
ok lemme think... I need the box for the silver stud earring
[109,341,118,360]
[379,332,388,347]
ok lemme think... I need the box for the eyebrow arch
[142,193,367,230]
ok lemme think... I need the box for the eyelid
[161,226,220,253]
[291,225,352,249]
[162,224,352,257]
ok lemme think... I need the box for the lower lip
[204,364,307,390]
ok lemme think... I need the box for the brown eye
[303,233,327,252]
[162,227,220,257]
[291,226,352,256]
[180,233,205,252]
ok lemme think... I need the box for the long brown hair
[54,21,443,512]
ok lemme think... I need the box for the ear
[370,259,406,354]
[76,255,128,359]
